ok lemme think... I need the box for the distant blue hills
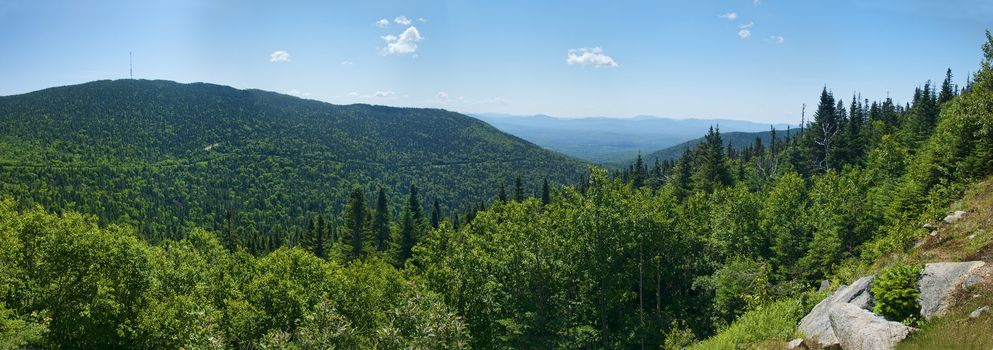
[469,113,792,164]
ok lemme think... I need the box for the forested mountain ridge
[610,129,790,168]
[0,79,586,243]
[471,113,788,163]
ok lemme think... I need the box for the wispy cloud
[375,90,395,97]
[417,17,427,23]
[269,50,290,62]
[394,16,412,26]
[382,26,423,55]
[768,35,785,44]
[719,12,737,20]
[738,22,753,39]
[340,60,353,65]
[566,47,619,68]
[437,91,449,99]
[753,0,760,6]
[375,19,389,28]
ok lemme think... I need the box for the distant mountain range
[470,113,791,163]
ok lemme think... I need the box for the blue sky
[1,0,991,123]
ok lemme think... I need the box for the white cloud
[769,35,785,44]
[287,89,312,97]
[417,17,427,23]
[437,91,449,99]
[566,47,619,68]
[269,50,290,62]
[382,26,423,55]
[340,60,353,65]
[375,19,390,28]
[719,12,737,20]
[737,22,753,39]
[394,16,412,26]
[375,90,395,97]
[347,92,361,97]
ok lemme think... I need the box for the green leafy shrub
[872,264,923,324]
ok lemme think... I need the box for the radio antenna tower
[129,51,133,79]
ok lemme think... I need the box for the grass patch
[688,299,805,350]
[896,283,993,350]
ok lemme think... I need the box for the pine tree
[498,182,507,202]
[514,176,524,202]
[346,186,366,260]
[430,199,441,229]
[314,215,326,258]
[541,178,551,206]
[690,126,730,192]
[222,210,239,252]
[802,87,841,172]
[373,187,391,251]
[632,153,646,188]
[398,184,423,265]
[938,68,956,104]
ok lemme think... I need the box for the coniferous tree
[938,68,956,105]
[346,186,367,260]
[514,176,524,202]
[314,215,326,258]
[430,199,441,229]
[498,182,508,202]
[398,184,423,265]
[541,178,551,206]
[632,153,646,188]
[803,87,841,172]
[373,187,391,251]
[690,126,730,192]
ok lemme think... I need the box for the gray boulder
[943,210,967,223]
[798,276,874,348]
[786,338,806,350]
[828,303,914,350]
[918,261,986,320]
[969,306,989,319]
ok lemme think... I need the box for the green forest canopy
[1,31,993,350]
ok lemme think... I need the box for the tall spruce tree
[803,87,840,172]
[541,178,551,206]
[430,199,441,229]
[514,176,524,202]
[398,184,423,265]
[938,68,956,105]
[690,126,730,192]
[346,186,367,260]
[314,215,326,258]
[373,187,391,251]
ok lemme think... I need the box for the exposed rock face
[798,276,874,348]
[918,261,986,320]
[828,303,914,350]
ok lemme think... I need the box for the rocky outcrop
[828,303,914,350]
[918,261,986,320]
[798,276,873,348]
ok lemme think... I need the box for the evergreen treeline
[1,31,992,350]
